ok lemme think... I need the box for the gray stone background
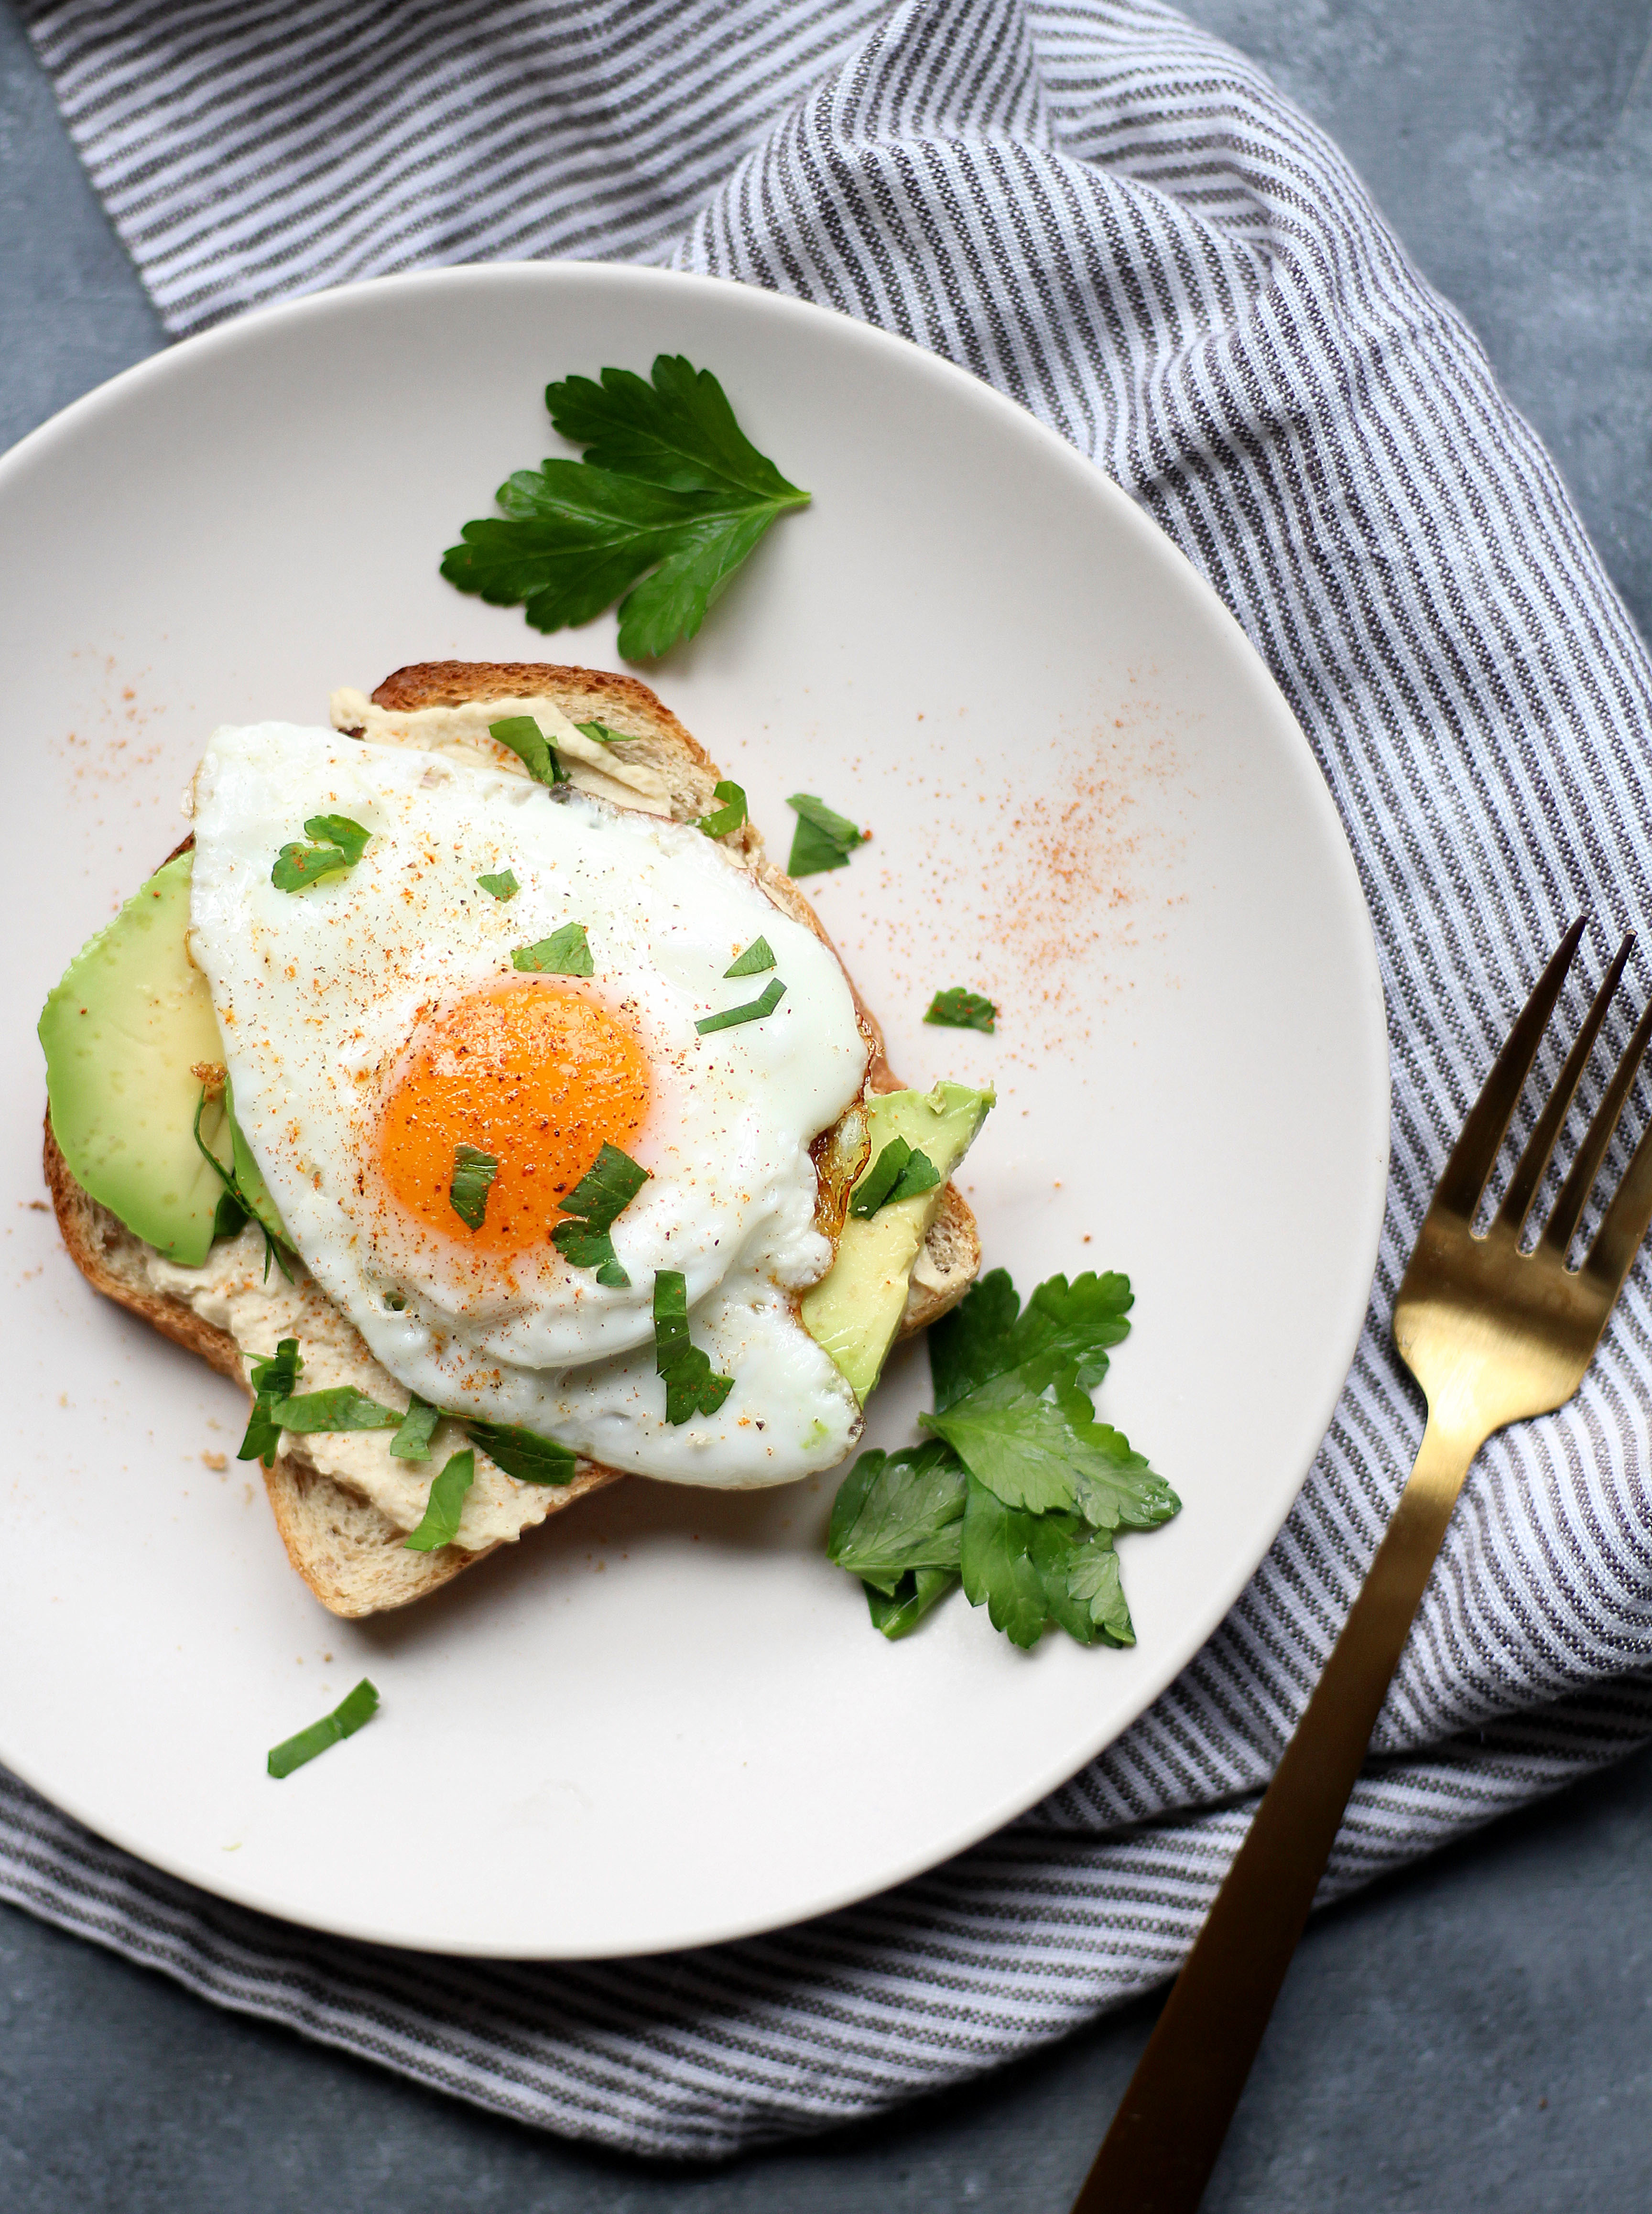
[3,1,1651,2206]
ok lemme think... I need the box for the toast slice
[43,663,982,1617]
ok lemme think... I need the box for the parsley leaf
[930,1268,1134,1410]
[390,1395,440,1462]
[786,793,866,877]
[403,1448,476,1552]
[512,922,593,976]
[866,1567,962,1640]
[304,814,370,865]
[1066,1541,1135,1645]
[823,1265,1176,1652]
[238,1337,301,1469]
[271,842,345,891]
[552,1140,650,1287]
[848,1136,942,1219]
[653,1268,734,1424]
[925,987,997,1032]
[724,936,775,977]
[477,868,519,901]
[959,1477,1132,1649]
[465,1419,577,1486]
[449,1144,498,1231]
[925,1375,1175,1525]
[271,1387,401,1434]
[699,781,748,838]
[826,1442,966,1593]
[440,355,810,660]
[193,1088,292,1284]
[267,1678,379,1780]
[271,816,370,893]
[213,1189,247,1240]
[924,1271,1174,1525]
[696,977,786,1034]
[489,714,566,787]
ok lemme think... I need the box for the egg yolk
[378,982,651,1253]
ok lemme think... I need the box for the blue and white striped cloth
[9,0,1652,2157]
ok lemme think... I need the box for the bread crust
[43,663,981,1617]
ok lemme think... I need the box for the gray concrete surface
[3,1,1652,2207]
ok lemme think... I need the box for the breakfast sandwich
[39,663,992,1617]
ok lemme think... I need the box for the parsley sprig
[440,355,810,661]
[826,1269,1177,1648]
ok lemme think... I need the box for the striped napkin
[9,0,1652,2159]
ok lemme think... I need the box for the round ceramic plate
[0,264,1387,1958]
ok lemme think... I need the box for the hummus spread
[144,1224,576,1549]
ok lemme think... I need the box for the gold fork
[1072,918,1652,2214]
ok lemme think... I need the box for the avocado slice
[802,1081,993,1401]
[39,850,236,1267]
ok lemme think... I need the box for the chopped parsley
[653,1268,734,1424]
[553,1141,650,1287]
[403,1449,476,1552]
[304,814,370,864]
[826,1269,1177,1650]
[270,1387,400,1434]
[238,1337,301,1469]
[477,868,519,901]
[271,815,370,892]
[925,987,997,1033]
[193,1089,291,1283]
[786,793,866,877]
[696,977,786,1034]
[449,1144,498,1231]
[512,922,593,976]
[391,1396,441,1462]
[848,1136,941,1219]
[724,935,775,977]
[465,1419,577,1486]
[488,714,566,786]
[267,1678,380,1779]
[441,355,811,660]
[698,781,748,838]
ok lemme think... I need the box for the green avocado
[802,1081,993,1402]
[39,850,238,1267]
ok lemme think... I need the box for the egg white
[188,723,867,1483]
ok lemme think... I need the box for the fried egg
[187,723,869,1483]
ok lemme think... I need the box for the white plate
[0,264,1387,1958]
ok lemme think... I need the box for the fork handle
[1070,1415,1481,2214]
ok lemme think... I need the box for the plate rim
[0,259,1390,1958]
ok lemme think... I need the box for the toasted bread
[43,664,981,1617]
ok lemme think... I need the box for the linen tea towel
[6,0,1652,2158]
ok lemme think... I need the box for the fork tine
[1543,988,1652,1259]
[1495,933,1632,1236]
[1434,918,1586,1222]
[1584,1107,1652,1297]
